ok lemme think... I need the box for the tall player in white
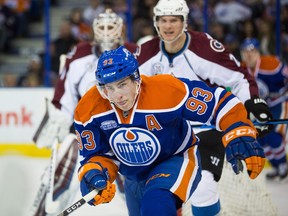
[135,0,272,215]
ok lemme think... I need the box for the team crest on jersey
[110,127,161,166]
[152,62,164,75]
[210,39,225,52]
[100,120,118,130]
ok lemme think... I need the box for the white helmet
[153,0,189,43]
[93,9,124,52]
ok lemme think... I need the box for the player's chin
[163,35,176,41]
[116,103,130,111]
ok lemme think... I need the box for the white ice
[0,155,287,216]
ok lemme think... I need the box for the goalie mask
[93,9,124,53]
[153,0,189,43]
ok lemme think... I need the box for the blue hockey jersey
[74,74,253,183]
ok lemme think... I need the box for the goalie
[31,9,138,215]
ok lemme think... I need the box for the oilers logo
[110,127,161,166]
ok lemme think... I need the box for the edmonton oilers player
[74,46,265,216]
[32,9,136,215]
[240,38,288,180]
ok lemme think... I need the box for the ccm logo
[222,126,256,146]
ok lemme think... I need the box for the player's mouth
[164,31,174,37]
[117,100,128,107]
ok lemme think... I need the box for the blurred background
[0,0,288,215]
[0,0,288,87]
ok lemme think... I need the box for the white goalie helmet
[153,0,189,42]
[93,9,124,52]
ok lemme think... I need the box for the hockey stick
[30,99,54,215]
[30,167,49,215]
[45,139,61,213]
[30,134,78,216]
[191,118,288,129]
[57,189,99,216]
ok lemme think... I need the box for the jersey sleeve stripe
[171,145,201,202]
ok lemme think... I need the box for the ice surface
[0,155,287,216]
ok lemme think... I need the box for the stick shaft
[57,189,98,216]
[191,119,288,129]
[45,139,60,212]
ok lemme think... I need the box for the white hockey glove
[244,97,273,137]
[33,99,73,148]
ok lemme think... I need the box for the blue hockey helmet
[96,46,140,85]
[240,38,260,51]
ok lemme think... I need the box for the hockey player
[134,0,273,215]
[240,38,288,180]
[31,9,137,215]
[75,45,265,216]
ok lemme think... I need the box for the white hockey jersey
[135,31,259,103]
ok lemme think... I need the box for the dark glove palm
[244,97,273,137]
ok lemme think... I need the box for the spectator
[224,33,241,60]
[262,0,277,22]
[237,19,258,42]
[282,34,288,64]
[247,0,266,19]
[111,0,127,21]
[257,18,276,55]
[17,54,43,87]
[5,0,31,37]
[83,0,105,26]
[132,17,154,42]
[69,7,93,41]
[187,0,204,31]
[209,21,225,43]
[282,4,288,63]
[134,0,157,20]
[50,20,78,76]
[214,0,252,34]
[28,0,43,22]
[0,0,16,53]
[1,73,17,87]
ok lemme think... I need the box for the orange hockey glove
[222,122,266,179]
[78,162,116,205]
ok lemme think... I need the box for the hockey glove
[244,97,273,137]
[78,162,116,206]
[33,99,72,148]
[222,123,266,179]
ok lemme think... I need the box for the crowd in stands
[0,0,59,53]
[1,0,288,87]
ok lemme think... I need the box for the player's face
[103,77,138,111]
[241,48,260,68]
[157,16,184,42]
